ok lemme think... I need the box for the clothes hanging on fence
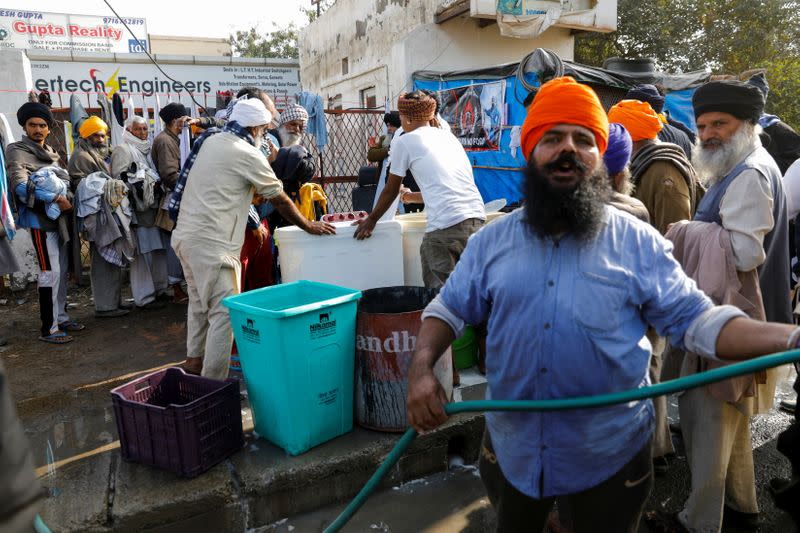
[38,90,52,107]
[0,148,16,241]
[141,95,152,142]
[125,94,137,128]
[97,94,113,130]
[295,182,327,221]
[111,94,126,147]
[112,93,125,128]
[97,93,125,147]
[179,125,191,167]
[296,91,328,149]
[69,95,89,144]
[153,94,163,139]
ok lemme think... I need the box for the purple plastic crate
[110,367,244,477]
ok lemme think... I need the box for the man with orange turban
[68,114,131,318]
[608,99,699,235]
[608,99,701,479]
[404,76,800,533]
[68,116,109,189]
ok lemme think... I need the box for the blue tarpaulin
[415,75,535,204]
[414,50,709,204]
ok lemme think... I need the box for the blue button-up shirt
[436,207,713,498]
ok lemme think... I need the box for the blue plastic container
[223,281,361,455]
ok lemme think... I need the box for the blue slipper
[39,331,74,344]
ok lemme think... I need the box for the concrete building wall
[299,0,576,109]
[148,35,232,57]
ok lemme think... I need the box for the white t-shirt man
[390,125,485,232]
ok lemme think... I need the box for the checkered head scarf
[278,104,309,127]
[397,92,436,122]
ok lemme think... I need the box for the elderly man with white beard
[691,81,791,326]
[666,80,792,533]
[276,104,308,147]
[111,116,169,310]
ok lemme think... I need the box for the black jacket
[761,121,800,174]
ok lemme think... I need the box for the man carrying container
[353,91,485,289]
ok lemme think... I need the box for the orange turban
[607,100,663,141]
[78,116,108,139]
[521,76,609,159]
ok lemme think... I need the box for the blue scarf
[167,121,256,221]
[759,114,781,129]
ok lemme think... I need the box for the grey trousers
[89,244,123,312]
[678,386,758,533]
[130,250,169,306]
[165,233,184,285]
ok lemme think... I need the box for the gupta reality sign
[0,9,148,54]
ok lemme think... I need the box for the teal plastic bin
[223,280,362,455]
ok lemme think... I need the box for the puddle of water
[23,389,116,470]
[23,380,256,478]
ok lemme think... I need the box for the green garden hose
[323,349,800,533]
[34,514,51,533]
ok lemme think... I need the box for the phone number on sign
[103,17,144,25]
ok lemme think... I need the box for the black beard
[523,153,611,242]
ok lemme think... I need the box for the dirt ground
[0,281,190,468]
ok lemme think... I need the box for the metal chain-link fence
[303,109,384,214]
[48,107,384,216]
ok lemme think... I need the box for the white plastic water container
[396,211,510,287]
[275,220,404,290]
[396,213,427,287]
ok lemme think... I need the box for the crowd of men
[1,75,800,533]
[1,88,328,349]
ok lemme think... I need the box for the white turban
[229,98,273,128]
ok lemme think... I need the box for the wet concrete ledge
[39,407,486,532]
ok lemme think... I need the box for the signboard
[497,0,562,16]
[29,60,301,107]
[495,0,563,38]
[436,81,505,152]
[0,9,148,54]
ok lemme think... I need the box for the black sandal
[643,511,689,533]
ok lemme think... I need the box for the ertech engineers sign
[30,61,301,106]
[0,9,148,54]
